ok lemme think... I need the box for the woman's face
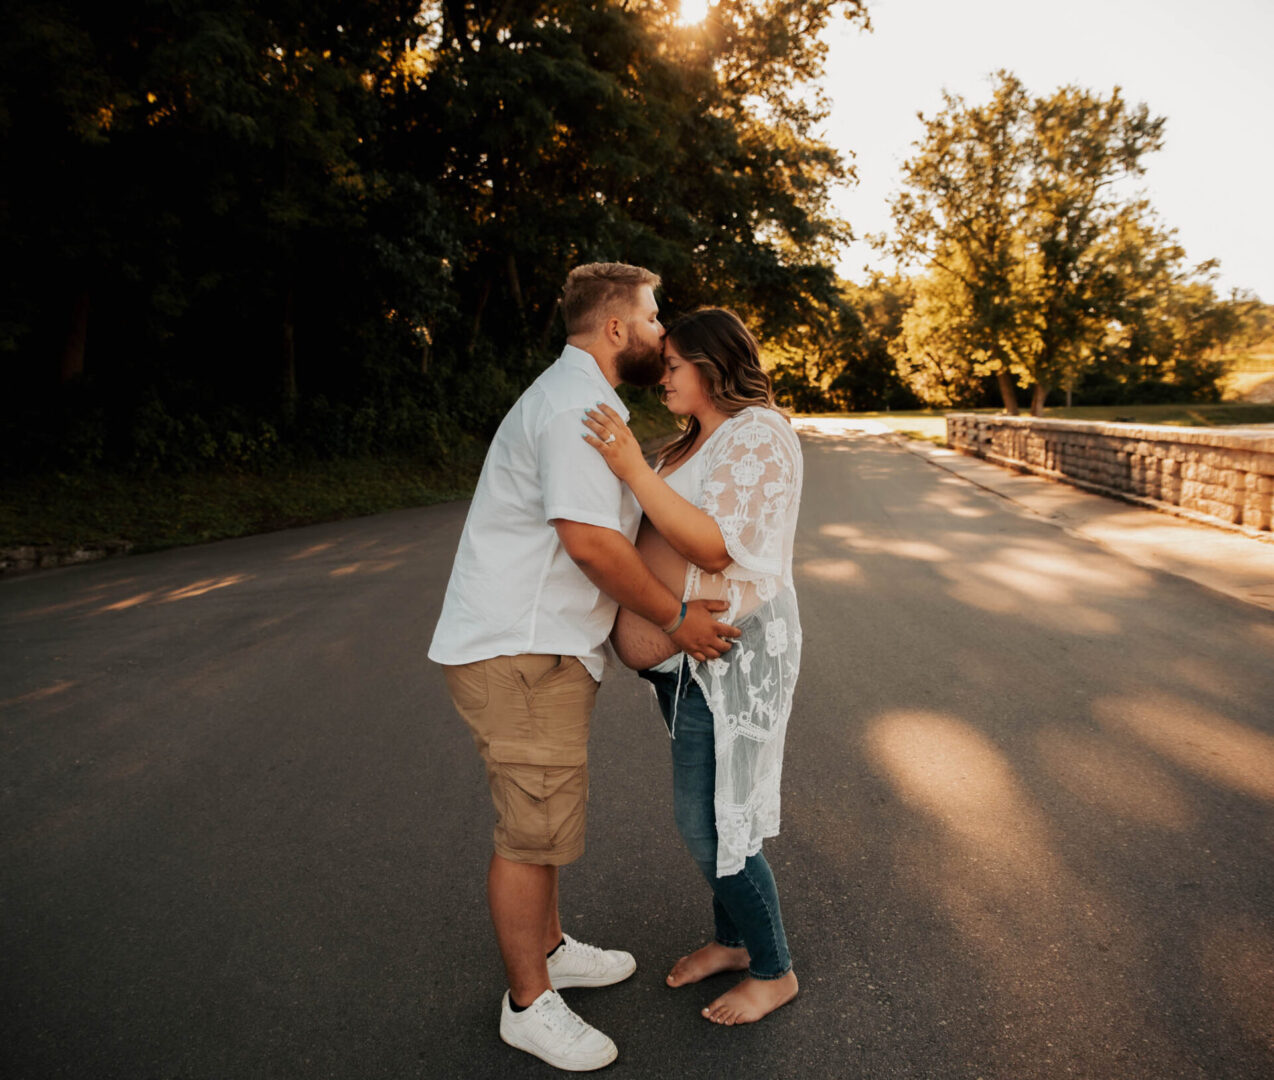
[660,340,713,417]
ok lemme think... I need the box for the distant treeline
[0,0,869,474]
[830,72,1265,416]
[1,5,1258,478]
[778,275,1272,416]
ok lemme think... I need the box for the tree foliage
[0,0,868,473]
[882,70,1243,414]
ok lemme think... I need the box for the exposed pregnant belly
[611,517,687,671]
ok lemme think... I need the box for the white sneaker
[547,934,637,990]
[499,989,618,1071]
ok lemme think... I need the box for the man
[428,262,740,1071]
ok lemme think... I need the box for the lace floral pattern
[680,407,803,877]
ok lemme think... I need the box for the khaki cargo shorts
[443,654,599,866]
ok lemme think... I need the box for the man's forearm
[568,529,681,628]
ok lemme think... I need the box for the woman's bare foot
[665,943,750,987]
[702,971,799,1025]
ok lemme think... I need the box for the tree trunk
[61,289,90,384]
[1030,382,1049,416]
[540,297,560,351]
[506,253,524,314]
[281,286,297,409]
[468,278,491,353]
[996,368,1019,414]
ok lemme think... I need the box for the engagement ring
[605,433,616,444]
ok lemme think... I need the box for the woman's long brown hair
[656,307,785,471]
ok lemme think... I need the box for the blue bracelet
[662,601,688,634]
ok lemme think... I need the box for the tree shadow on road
[777,429,1274,1079]
[3,432,1273,1079]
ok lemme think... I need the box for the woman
[581,307,803,1026]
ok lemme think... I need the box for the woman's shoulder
[721,405,790,435]
[713,406,799,453]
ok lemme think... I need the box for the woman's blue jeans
[638,660,792,980]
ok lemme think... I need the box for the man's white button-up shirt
[428,345,642,680]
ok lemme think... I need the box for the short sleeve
[539,410,627,531]
[698,411,798,578]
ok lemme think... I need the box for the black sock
[509,938,566,1012]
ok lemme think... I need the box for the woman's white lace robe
[680,406,803,877]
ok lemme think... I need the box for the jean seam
[747,964,793,980]
[738,861,787,979]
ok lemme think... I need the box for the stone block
[1243,501,1272,529]
[1251,452,1274,476]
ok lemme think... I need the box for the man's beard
[614,334,665,387]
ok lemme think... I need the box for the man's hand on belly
[669,599,741,663]
[554,520,738,660]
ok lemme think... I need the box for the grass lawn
[0,452,487,558]
[1,392,683,564]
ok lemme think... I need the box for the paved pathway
[3,428,1273,1079]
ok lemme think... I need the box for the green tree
[894,267,987,408]
[1088,225,1243,404]
[829,275,922,410]
[884,71,1033,413]
[1,1,438,469]
[1,1,872,472]
[395,0,868,374]
[1018,83,1166,411]
[885,71,1174,415]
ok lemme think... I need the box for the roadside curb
[1,540,135,577]
[881,432,1274,614]
[889,433,1274,544]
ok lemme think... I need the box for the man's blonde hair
[562,262,661,336]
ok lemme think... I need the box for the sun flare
[678,0,710,25]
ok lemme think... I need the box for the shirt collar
[558,344,630,420]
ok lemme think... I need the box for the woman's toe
[705,998,733,1023]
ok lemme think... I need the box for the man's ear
[603,314,627,347]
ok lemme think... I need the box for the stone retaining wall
[946,414,1274,533]
[1,541,134,575]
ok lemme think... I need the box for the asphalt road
[3,429,1273,1080]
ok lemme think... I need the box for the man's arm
[553,520,740,661]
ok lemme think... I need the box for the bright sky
[820,0,1274,301]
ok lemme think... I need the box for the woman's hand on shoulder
[582,403,650,484]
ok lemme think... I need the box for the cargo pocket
[488,738,588,856]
